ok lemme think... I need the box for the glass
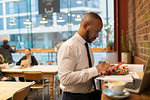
[0,3,3,15]
[0,0,114,49]
[0,18,3,30]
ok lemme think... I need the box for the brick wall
[128,0,150,61]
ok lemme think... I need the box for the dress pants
[62,91,101,100]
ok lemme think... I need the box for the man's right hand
[96,62,110,75]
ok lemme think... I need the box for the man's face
[85,19,103,43]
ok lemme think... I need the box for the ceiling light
[76,1,82,4]
[24,18,31,25]
[7,0,20,1]
[9,18,16,26]
[75,14,81,21]
[40,17,48,24]
[25,24,33,28]
[67,23,73,26]
[57,17,65,22]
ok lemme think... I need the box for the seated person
[0,54,4,64]
[0,54,15,81]
[0,54,8,81]
[16,48,38,66]
[0,67,8,81]
[16,48,38,81]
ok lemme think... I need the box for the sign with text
[38,0,60,14]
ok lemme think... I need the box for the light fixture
[57,16,65,22]
[20,42,24,45]
[9,18,16,26]
[40,17,48,24]
[75,14,81,21]
[7,0,20,1]
[24,18,31,25]
[67,23,73,26]
[76,0,82,4]
[26,24,33,28]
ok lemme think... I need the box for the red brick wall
[128,0,150,61]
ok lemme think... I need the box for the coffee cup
[108,81,125,95]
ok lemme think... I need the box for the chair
[23,71,46,100]
[46,61,54,65]
[53,74,61,99]
[12,82,34,100]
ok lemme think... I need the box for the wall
[128,0,150,61]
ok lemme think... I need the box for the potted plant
[106,40,113,51]
[121,31,134,64]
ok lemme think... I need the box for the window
[0,0,114,49]
[0,18,3,30]
[0,3,3,15]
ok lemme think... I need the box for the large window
[0,18,3,30]
[0,0,114,49]
[0,3,3,15]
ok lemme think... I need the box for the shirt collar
[74,32,86,45]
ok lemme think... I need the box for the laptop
[125,58,150,93]
[20,59,30,69]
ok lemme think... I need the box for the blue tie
[85,42,96,91]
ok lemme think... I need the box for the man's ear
[83,22,88,30]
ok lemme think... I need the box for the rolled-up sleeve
[58,45,98,86]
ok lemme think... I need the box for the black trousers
[62,90,101,100]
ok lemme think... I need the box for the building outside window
[0,0,114,64]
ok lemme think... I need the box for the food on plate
[107,65,128,75]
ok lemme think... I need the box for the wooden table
[0,81,33,100]
[101,83,150,100]
[101,72,150,100]
[2,65,58,100]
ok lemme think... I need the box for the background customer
[0,40,16,64]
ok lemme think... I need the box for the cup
[108,81,125,95]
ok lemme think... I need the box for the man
[58,12,110,100]
[0,40,16,64]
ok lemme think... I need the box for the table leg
[49,74,54,100]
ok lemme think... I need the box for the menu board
[38,0,60,14]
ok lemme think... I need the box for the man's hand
[96,63,110,75]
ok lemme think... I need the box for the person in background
[16,48,38,81]
[58,12,110,100]
[0,54,4,64]
[0,54,13,81]
[0,67,8,81]
[0,40,16,64]
[16,48,38,66]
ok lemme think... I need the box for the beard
[85,30,96,43]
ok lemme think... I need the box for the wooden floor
[27,85,62,100]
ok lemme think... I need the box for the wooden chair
[23,71,46,100]
[12,82,34,100]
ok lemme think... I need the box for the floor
[27,85,62,100]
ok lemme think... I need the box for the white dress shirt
[58,32,99,94]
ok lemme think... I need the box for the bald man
[58,12,110,100]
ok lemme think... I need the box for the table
[101,83,150,100]
[2,65,58,100]
[0,81,33,100]
[101,72,150,100]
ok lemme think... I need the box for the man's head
[3,40,8,45]
[78,12,103,43]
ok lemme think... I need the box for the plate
[104,88,130,99]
